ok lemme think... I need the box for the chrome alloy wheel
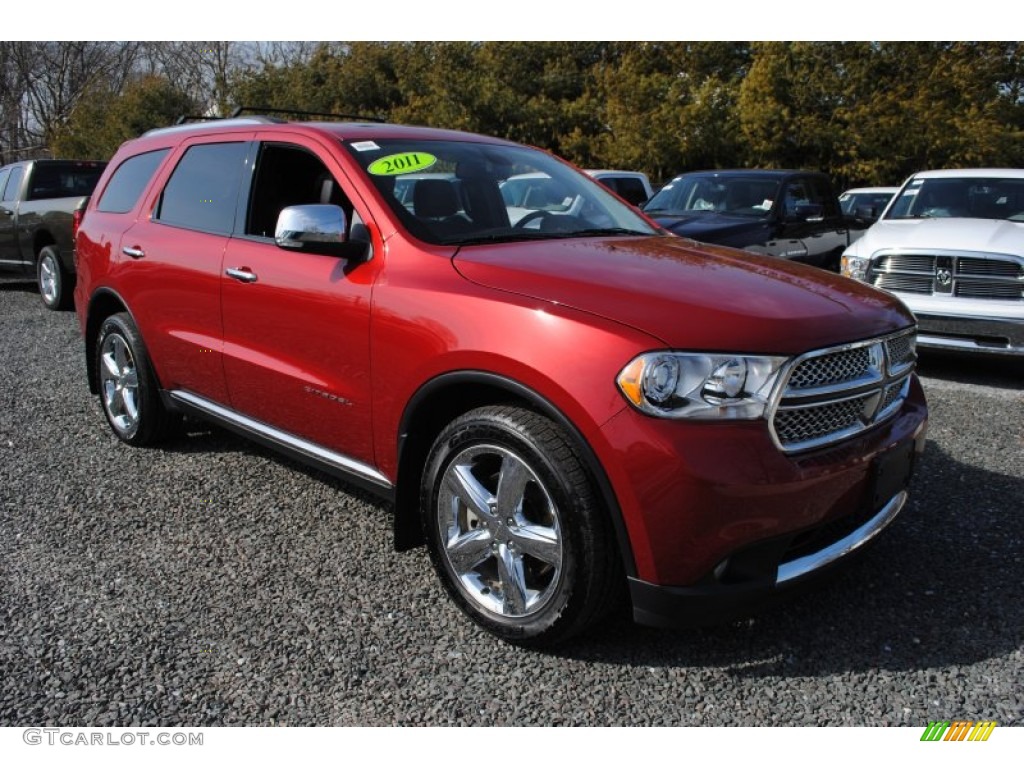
[437,444,564,618]
[99,332,140,436]
[38,253,59,305]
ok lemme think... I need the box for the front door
[220,139,381,467]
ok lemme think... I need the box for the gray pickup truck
[642,169,872,272]
[0,159,106,309]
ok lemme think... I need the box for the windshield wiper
[443,232,556,246]
[553,227,654,238]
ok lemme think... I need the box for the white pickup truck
[841,168,1024,357]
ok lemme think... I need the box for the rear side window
[28,163,105,200]
[155,142,247,234]
[0,169,10,200]
[97,149,169,213]
[3,166,24,202]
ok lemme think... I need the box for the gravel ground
[1,279,1021,726]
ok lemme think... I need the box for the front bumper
[913,311,1024,357]
[597,375,928,626]
[630,489,907,627]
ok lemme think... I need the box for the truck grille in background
[868,251,1024,300]
[769,328,917,453]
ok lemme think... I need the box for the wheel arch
[393,370,637,578]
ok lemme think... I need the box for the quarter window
[156,143,247,234]
[97,150,169,213]
[3,166,24,202]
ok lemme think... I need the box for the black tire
[37,245,73,311]
[421,405,622,646]
[95,312,177,446]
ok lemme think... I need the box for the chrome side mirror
[275,204,348,253]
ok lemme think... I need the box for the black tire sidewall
[421,407,597,645]
[95,313,163,446]
[37,246,69,311]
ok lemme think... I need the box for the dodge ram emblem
[935,267,952,286]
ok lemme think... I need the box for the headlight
[841,253,871,281]
[616,352,788,419]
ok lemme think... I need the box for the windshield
[643,175,781,218]
[344,139,658,245]
[886,177,1024,221]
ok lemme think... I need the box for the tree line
[2,41,1021,187]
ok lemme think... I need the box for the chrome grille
[885,334,916,373]
[770,328,917,453]
[787,346,872,390]
[869,250,1024,302]
[957,257,1022,279]
[955,282,1023,300]
[774,396,871,445]
[875,254,935,273]
[873,274,933,294]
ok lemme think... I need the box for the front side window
[0,169,10,200]
[155,142,247,234]
[246,143,353,238]
[644,175,781,218]
[345,139,657,246]
[97,150,169,213]
[886,177,1024,221]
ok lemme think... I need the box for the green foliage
[51,75,195,160]
[46,42,1024,186]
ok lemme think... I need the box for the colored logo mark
[920,721,997,742]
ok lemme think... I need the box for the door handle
[122,246,145,259]
[225,267,258,283]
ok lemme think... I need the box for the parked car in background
[75,115,927,645]
[839,186,899,223]
[842,168,1024,357]
[643,169,872,271]
[585,170,653,206]
[0,159,106,309]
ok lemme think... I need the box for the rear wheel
[95,312,177,446]
[37,246,72,310]
[421,405,622,646]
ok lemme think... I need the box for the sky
[11,2,1010,42]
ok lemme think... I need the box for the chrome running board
[168,389,393,492]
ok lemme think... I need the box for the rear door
[220,135,382,467]
[115,135,251,403]
[0,165,26,269]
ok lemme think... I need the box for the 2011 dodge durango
[74,115,929,645]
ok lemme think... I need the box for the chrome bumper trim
[776,490,907,585]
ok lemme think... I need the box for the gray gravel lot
[1,279,1021,726]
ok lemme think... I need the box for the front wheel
[421,405,622,646]
[37,245,73,311]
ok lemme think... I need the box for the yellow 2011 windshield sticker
[368,152,438,176]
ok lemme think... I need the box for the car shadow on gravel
[159,419,391,516]
[916,349,1024,390]
[550,440,1023,677]
[0,279,37,296]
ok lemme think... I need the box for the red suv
[74,115,928,645]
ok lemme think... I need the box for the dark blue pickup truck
[643,169,870,271]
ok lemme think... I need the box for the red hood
[453,236,914,354]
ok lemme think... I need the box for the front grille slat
[770,329,916,453]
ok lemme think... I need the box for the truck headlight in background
[841,253,871,281]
